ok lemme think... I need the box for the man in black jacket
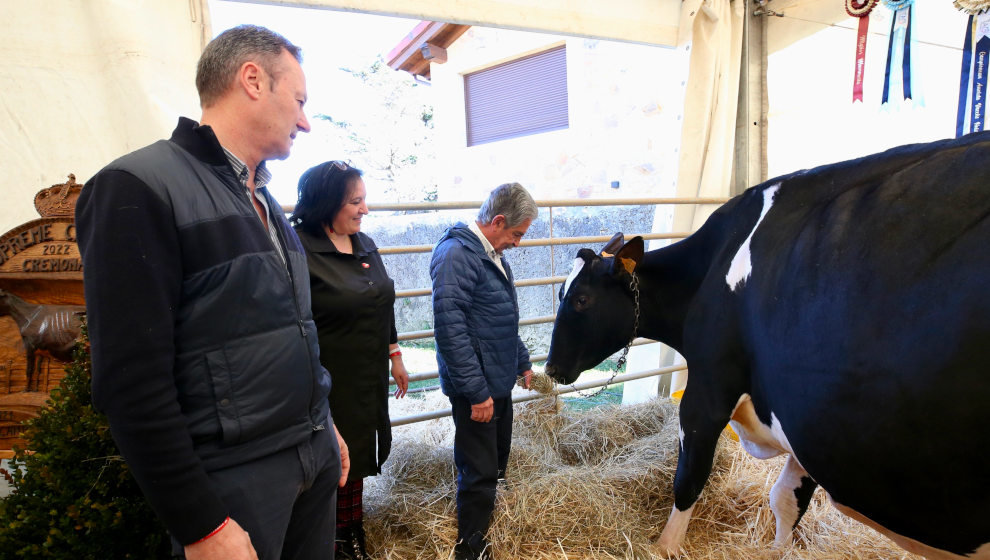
[76,25,348,560]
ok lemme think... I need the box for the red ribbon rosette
[846,0,879,17]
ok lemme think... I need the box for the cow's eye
[574,295,590,310]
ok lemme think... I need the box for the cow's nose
[544,363,559,381]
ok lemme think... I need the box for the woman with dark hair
[292,160,409,559]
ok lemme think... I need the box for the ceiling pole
[733,1,769,195]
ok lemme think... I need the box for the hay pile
[367,391,921,559]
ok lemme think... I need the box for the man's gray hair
[477,182,538,228]
[196,25,302,108]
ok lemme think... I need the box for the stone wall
[364,204,656,356]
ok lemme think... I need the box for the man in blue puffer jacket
[430,183,537,560]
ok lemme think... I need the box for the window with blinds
[464,45,569,147]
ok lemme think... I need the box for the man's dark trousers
[172,428,340,559]
[450,395,513,558]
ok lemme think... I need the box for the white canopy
[2,1,209,230]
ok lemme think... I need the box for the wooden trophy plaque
[0,175,86,458]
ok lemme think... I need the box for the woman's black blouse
[295,227,396,478]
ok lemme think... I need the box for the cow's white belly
[729,393,794,460]
[831,501,990,560]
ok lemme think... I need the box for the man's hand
[520,369,533,390]
[471,397,494,423]
[184,518,257,560]
[334,423,350,487]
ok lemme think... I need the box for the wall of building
[428,27,688,203]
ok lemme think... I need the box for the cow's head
[545,233,644,385]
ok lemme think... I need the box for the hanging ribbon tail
[957,14,974,137]
[902,5,913,100]
[970,33,990,133]
[968,11,990,134]
[882,14,897,104]
[853,14,870,102]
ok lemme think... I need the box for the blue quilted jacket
[430,223,532,404]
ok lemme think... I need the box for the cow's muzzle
[544,363,565,383]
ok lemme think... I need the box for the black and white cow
[544,132,990,559]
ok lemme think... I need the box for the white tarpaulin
[673,0,745,232]
[624,0,744,403]
[2,0,209,230]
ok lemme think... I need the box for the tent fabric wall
[624,0,745,403]
[2,0,210,230]
[673,0,745,233]
[668,0,745,398]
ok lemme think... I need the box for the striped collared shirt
[222,147,287,268]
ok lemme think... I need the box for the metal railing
[391,363,689,427]
[285,196,728,426]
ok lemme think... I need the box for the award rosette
[880,0,917,106]
[956,3,990,136]
[955,1,990,14]
[846,0,879,102]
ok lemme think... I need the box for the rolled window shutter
[464,45,568,146]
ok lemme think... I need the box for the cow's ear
[600,232,624,257]
[610,236,644,277]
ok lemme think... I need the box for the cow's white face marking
[562,257,585,299]
[726,183,781,291]
[678,424,685,452]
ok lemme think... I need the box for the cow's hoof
[653,540,683,558]
[772,534,794,549]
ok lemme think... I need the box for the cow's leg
[769,455,818,547]
[656,387,737,557]
[656,502,695,557]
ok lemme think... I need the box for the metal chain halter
[568,271,641,399]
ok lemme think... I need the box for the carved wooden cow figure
[0,289,84,391]
[544,133,990,559]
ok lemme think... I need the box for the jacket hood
[438,222,486,257]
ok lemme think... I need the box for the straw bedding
[366,389,921,559]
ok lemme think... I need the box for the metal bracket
[753,0,784,17]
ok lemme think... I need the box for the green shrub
[0,323,169,558]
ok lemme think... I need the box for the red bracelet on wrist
[389,349,402,358]
[193,516,230,545]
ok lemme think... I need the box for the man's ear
[491,215,507,229]
[609,236,644,277]
[239,61,264,100]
